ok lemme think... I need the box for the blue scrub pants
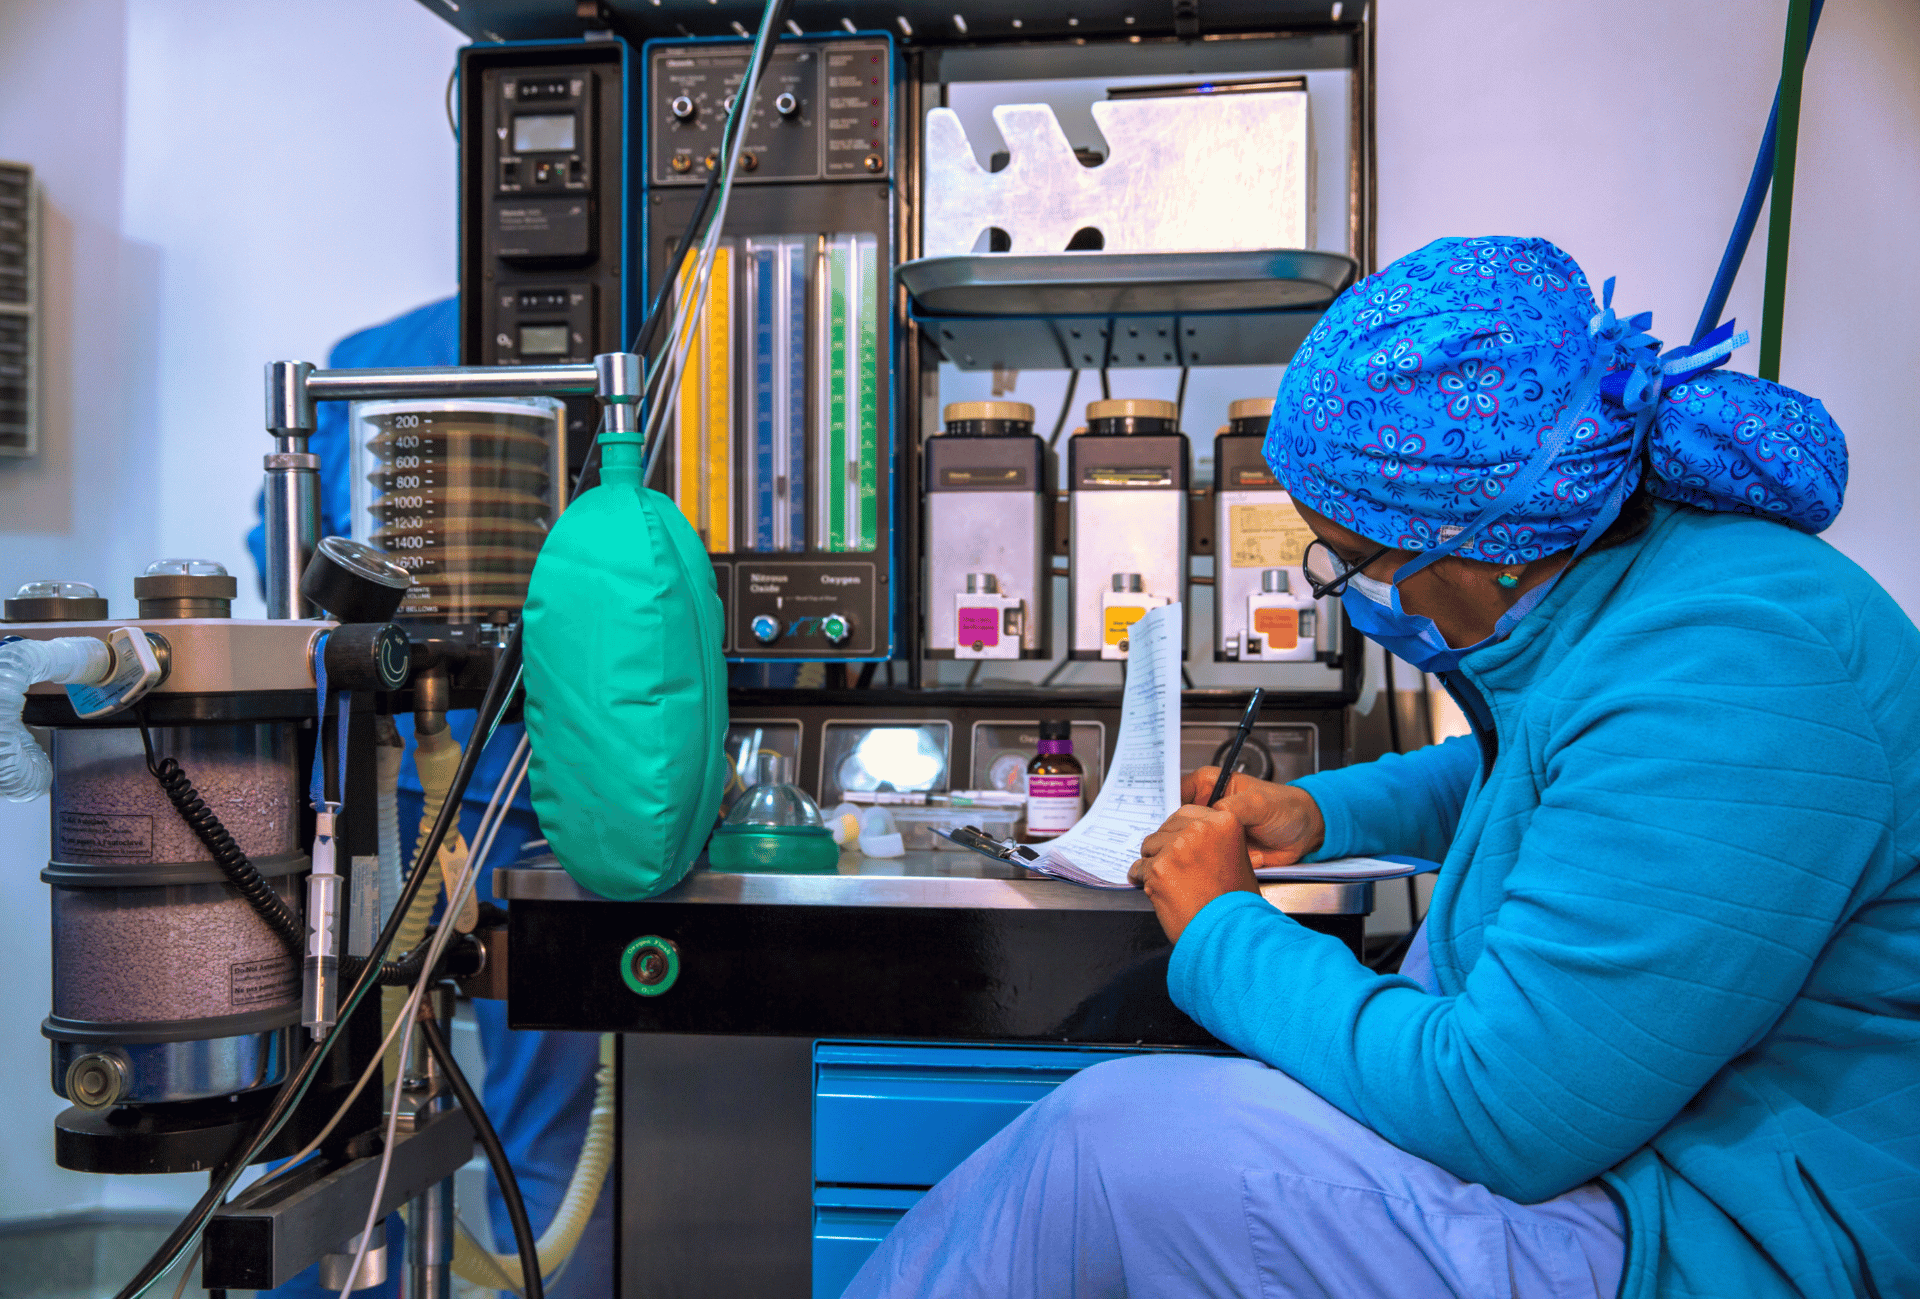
[845,929,1625,1299]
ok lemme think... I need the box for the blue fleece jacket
[1169,502,1920,1298]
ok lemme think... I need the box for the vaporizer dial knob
[750,614,780,645]
[670,94,696,121]
[773,91,799,117]
[820,613,851,646]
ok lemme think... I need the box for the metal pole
[264,360,318,619]
[400,989,454,1299]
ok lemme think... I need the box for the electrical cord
[115,8,782,1278]
[1174,366,1190,427]
[138,724,303,953]
[639,0,794,482]
[113,636,524,1299]
[1047,370,1081,449]
[332,737,532,1299]
[420,1014,544,1299]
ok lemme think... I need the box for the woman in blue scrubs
[848,238,1920,1298]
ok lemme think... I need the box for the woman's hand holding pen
[1128,771,1326,942]
[1181,769,1326,870]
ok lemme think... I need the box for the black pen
[1203,687,1265,808]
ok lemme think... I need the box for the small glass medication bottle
[1025,721,1084,840]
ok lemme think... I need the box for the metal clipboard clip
[938,825,1042,867]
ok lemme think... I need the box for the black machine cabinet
[459,40,638,467]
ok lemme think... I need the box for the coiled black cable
[139,725,303,953]
[139,723,436,984]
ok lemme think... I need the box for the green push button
[620,935,681,997]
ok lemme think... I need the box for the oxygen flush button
[750,614,780,645]
[621,936,680,997]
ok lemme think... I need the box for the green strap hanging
[1759,0,1813,382]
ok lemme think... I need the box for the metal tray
[896,248,1357,318]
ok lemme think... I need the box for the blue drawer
[813,1042,1144,1189]
[813,1186,924,1299]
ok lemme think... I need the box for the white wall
[0,0,1912,1224]
[125,0,467,616]
[0,0,463,1222]
[1374,0,1920,614]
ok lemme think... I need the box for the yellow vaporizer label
[1104,605,1148,645]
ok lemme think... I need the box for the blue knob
[751,614,780,644]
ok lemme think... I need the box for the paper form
[1028,603,1183,888]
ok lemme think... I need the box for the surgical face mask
[1339,568,1496,676]
[1347,572,1393,606]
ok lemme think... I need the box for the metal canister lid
[942,401,1036,437]
[1228,397,1275,421]
[4,580,107,622]
[134,559,236,620]
[1085,398,1178,435]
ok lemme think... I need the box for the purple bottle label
[1026,773,1083,835]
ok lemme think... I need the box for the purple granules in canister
[50,878,302,1023]
[50,725,298,865]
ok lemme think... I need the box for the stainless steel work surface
[496,852,1370,914]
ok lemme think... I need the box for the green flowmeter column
[522,428,729,900]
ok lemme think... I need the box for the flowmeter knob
[750,614,780,645]
[773,91,799,117]
[301,536,414,624]
[669,94,695,121]
[820,613,851,645]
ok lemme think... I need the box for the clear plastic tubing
[0,635,111,802]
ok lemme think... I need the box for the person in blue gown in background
[246,298,613,1299]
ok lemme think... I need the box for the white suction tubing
[0,636,112,801]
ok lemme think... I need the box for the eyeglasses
[1301,538,1394,600]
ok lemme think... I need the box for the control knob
[773,91,799,117]
[820,613,851,646]
[750,614,780,645]
[669,94,695,121]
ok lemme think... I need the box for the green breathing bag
[522,428,729,900]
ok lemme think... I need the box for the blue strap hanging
[308,632,350,815]
[1692,0,1826,343]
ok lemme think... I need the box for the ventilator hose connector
[0,636,113,802]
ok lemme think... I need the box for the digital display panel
[513,113,577,154]
[518,324,570,356]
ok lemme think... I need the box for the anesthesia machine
[5,2,1387,1297]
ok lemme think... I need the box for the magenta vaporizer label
[957,605,1000,646]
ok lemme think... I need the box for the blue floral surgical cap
[1263,236,1848,564]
